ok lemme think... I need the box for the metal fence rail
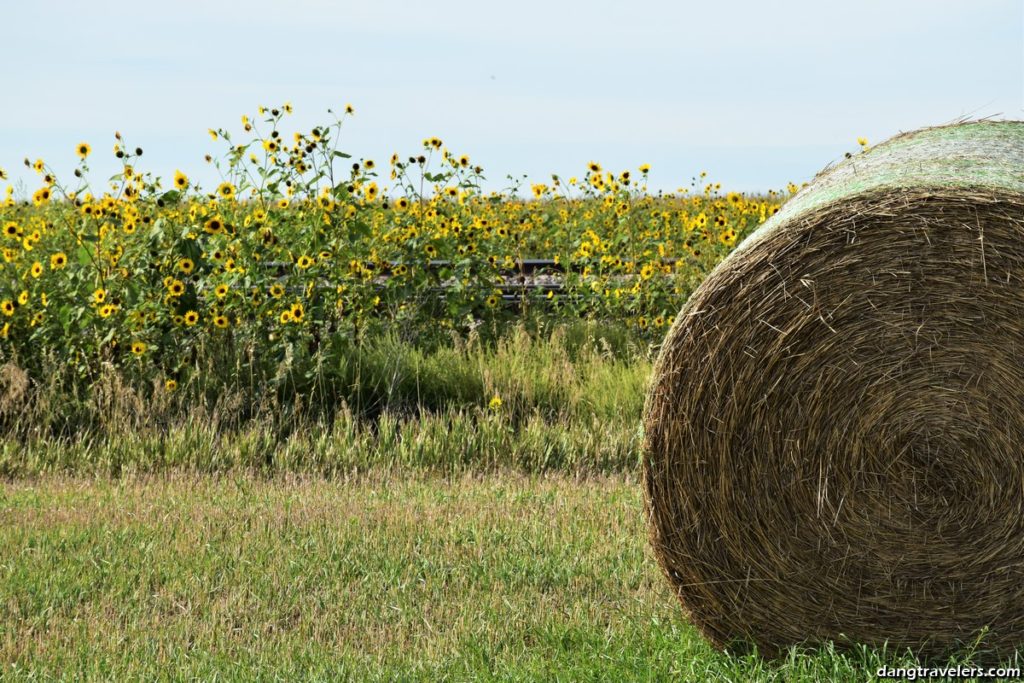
[259,258,682,301]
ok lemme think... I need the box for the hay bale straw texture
[644,121,1024,658]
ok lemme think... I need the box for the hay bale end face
[643,121,1024,658]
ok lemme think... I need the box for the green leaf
[181,240,202,263]
[350,221,371,239]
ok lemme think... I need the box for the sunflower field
[0,104,784,409]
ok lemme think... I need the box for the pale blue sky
[1,0,1021,196]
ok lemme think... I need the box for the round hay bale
[644,121,1024,658]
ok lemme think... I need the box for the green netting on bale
[736,121,1024,257]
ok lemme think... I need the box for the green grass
[0,472,953,681]
[2,328,1019,679]
[0,409,642,476]
[0,324,647,441]
[0,326,650,476]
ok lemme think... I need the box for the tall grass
[0,323,652,476]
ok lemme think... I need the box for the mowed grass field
[1,471,931,682]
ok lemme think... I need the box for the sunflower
[276,198,289,209]
[93,288,106,304]
[279,310,292,324]
[216,182,236,200]
[30,262,43,278]
[3,222,18,238]
[17,291,28,306]
[269,283,284,299]
[177,258,195,274]
[174,170,189,190]
[290,302,304,322]
[0,300,13,316]
[130,341,147,356]
[485,293,500,308]
[76,143,91,159]
[296,255,314,269]
[183,310,199,326]
[213,315,229,329]
[98,304,116,318]
[204,217,224,234]
[214,284,228,299]
[167,279,185,297]
[165,379,178,392]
